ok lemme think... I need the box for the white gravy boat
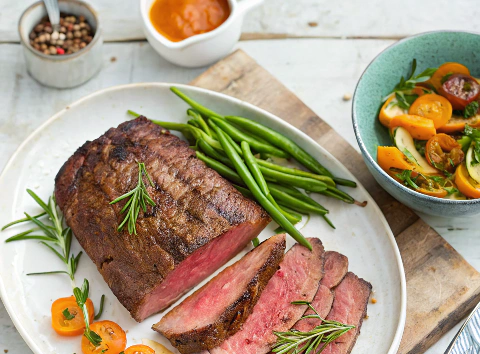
[140,0,263,68]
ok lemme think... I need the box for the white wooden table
[1,0,479,352]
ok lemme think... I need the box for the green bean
[268,183,328,212]
[260,167,327,193]
[252,238,260,247]
[221,127,243,155]
[225,115,333,178]
[233,141,302,224]
[127,110,141,118]
[210,117,290,159]
[332,177,357,188]
[233,183,302,224]
[326,185,355,203]
[276,205,303,221]
[211,124,312,250]
[319,189,354,204]
[269,185,328,215]
[198,139,234,167]
[171,87,223,118]
[195,151,245,186]
[242,141,270,197]
[151,120,223,150]
[233,184,254,198]
[187,109,215,138]
[188,119,201,129]
[256,159,336,187]
[322,215,336,229]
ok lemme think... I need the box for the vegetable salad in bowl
[377,60,480,200]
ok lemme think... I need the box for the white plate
[0,83,406,354]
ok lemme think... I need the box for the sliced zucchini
[466,144,480,184]
[392,127,438,174]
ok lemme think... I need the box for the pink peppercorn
[57,47,65,55]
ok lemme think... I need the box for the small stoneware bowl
[18,0,103,89]
[352,31,480,217]
[140,0,263,68]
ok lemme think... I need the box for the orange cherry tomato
[390,114,436,140]
[425,134,464,173]
[440,74,480,110]
[408,94,452,129]
[415,186,448,198]
[428,62,470,92]
[377,146,414,176]
[81,320,127,354]
[455,163,480,199]
[51,296,94,337]
[124,344,156,354]
[378,94,408,127]
[438,114,480,133]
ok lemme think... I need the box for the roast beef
[209,238,325,354]
[321,251,349,288]
[293,251,349,332]
[322,272,372,354]
[153,234,286,353]
[54,116,270,322]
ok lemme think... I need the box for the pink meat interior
[136,221,266,321]
[159,234,284,332]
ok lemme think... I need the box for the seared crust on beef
[154,234,286,353]
[54,117,270,321]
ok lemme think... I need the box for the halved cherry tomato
[428,62,470,92]
[408,171,448,198]
[377,146,414,176]
[378,94,408,127]
[440,74,480,110]
[411,86,431,96]
[81,320,127,354]
[124,344,156,354]
[51,296,94,337]
[455,163,480,199]
[438,114,480,133]
[425,134,465,173]
[390,114,436,140]
[408,94,452,129]
[416,186,448,198]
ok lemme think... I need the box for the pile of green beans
[127,87,362,249]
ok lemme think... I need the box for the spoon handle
[43,0,60,30]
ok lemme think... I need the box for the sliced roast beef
[153,234,286,353]
[209,238,325,354]
[293,250,348,332]
[322,272,372,354]
[54,116,270,322]
[321,251,349,288]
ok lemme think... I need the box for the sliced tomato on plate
[51,296,94,337]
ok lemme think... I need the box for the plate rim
[0,82,406,354]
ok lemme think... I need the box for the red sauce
[149,0,231,42]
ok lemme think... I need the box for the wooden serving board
[190,50,480,354]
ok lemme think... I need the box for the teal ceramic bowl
[352,31,480,217]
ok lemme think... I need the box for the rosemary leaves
[271,301,355,354]
[2,189,103,346]
[110,162,156,235]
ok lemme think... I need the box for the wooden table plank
[2,0,480,42]
[190,49,480,354]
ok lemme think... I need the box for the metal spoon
[43,0,60,33]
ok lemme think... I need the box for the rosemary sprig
[110,162,156,235]
[271,301,355,354]
[2,189,103,347]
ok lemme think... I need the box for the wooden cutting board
[190,49,480,354]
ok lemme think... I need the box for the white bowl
[140,0,263,68]
[18,0,103,89]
